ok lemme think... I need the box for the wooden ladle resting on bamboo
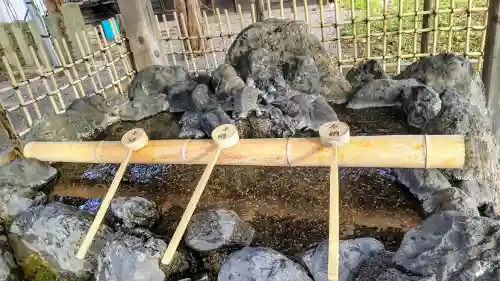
[160,123,240,265]
[76,128,149,260]
[318,121,351,281]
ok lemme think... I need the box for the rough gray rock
[0,184,46,223]
[191,86,234,136]
[427,90,500,185]
[178,111,206,139]
[0,235,20,281]
[457,180,496,207]
[23,95,120,142]
[226,18,350,103]
[291,94,338,131]
[283,55,321,95]
[400,54,499,185]
[128,65,185,100]
[9,202,114,280]
[212,64,246,101]
[395,53,476,100]
[0,158,54,224]
[422,188,479,217]
[110,197,158,229]
[389,211,500,281]
[245,48,278,90]
[119,94,170,121]
[0,158,57,189]
[218,247,313,281]
[346,79,421,109]
[346,59,388,91]
[128,65,195,113]
[394,169,478,217]
[394,169,452,201]
[401,85,442,128]
[301,238,386,281]
[185,209,255,252]
[233,86,263,119]
[96,232,192,281]
[355,250,393,281]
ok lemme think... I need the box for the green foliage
[23,254,58,281]
[332,0,488,68]
[337,0,381,13]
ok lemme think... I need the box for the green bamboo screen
[156,0,489,74]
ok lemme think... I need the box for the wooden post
[174,0,206,55]
[420,0,433,54]
[11,22,34,66]
[483,0,500,139]
[0,23,17,66]
[116,0,167,70]
[252,0,265,22]
[0,103,23,160]
[60,3,87,60]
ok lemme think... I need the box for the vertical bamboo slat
[432,0,440,55]
[2,56,33,127]
[464,0,473,59]
[397,0,404,73]
[161,14,178,66]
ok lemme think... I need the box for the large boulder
[127,65,196,114]
[301,238,386,281]
[457,180,496,208]
[185,209,255,252]
[218,247,313,281]
[394,169,478,217]
[346,79,421,109]
[0,227,21,281]
[0,158,55,223]
[398,54,499,186]
[0,158,57,189]
[345,59,388,91]
[96,232,192,281]
[226,19,350,103]
[119,94,170,121]
[0,184,46,223]
[23,95,120,142]
[9,202,114,280]
[394,169,452,202]
[421,188,479,217]
[110,197,158,229]
[384,211,500,281]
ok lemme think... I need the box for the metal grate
[0,18,135,137]
[155,0,489,74]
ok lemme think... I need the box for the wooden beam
[483,0,500,139]
[116,0,167,70]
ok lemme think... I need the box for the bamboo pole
[23,135,465,169]
[319,122,350,281]
[161,124,240,265]
[76,128,149,259]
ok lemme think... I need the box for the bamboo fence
[0,0,491,138]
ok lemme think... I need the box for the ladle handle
[161,146,222,265]
[76,148,133,260]
[328,145,340,281]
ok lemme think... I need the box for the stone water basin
[50,105,422,256]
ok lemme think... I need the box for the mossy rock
[22,254,58,281]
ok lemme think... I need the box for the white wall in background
[0,0,46,22]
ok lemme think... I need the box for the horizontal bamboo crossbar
[23,135,465,168]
